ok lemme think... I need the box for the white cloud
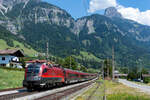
[88,0,117,13]
[117,6,150,26]
[88,0,150,26]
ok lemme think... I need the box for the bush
[143,77,150,83]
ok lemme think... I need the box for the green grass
[108,93,150,100]
[0,68,24,90]
[13,40,37,57]
[76,78,150,100]
[0,39,38,57]
[0,39,10,49]
[105,80,150,100]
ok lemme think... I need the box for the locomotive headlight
[34,76,41,80]
[38,77,41,80]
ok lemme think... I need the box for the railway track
[36,81,94,100]
[0,79,97,100]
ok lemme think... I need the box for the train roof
[29,63,96,75]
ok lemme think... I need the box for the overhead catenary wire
[82,0,89,16]
[46,41,49,61]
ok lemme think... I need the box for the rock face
[0,0,29,13]
[0,0,74,34]
[0,0,150,43]
[1,0,150,67]
[104,7,122,18]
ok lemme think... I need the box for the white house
[0,49,24,68]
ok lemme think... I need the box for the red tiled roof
[26,60,47,63]
[0,49,18,54]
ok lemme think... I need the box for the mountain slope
[0,0,150,68]
[77,14,150,68]
[0,25,37,57]
[0,0,79,56]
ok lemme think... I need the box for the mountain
[0,25,38,56]
[76,14,150,68]
[104,7,122,18]
[0,0,150,68]
[0,0,79,57]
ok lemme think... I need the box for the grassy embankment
[76,79,150,100]
[0,68,24,90]
[0,39,37,57]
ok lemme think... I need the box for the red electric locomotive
[23,63,96,91]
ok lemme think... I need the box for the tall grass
[0,68,24,90]
[105,80,150,100]
[108,93,150,100]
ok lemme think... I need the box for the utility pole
[107,58,109,77]
[102,61,104,79]
[102,61,106,100]
[141,63,142,81]
[70,56,71,68]
[103,80,106,100]
[82,0,88,16]
[139,59,142,81]
[55,57,57,63]
[46,41,49,61]
[112,46,115,80]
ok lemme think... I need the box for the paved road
[118,79,150,93]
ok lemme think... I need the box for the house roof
[26,60,47,63]
[142,74,150,77]
[0,49,24,57]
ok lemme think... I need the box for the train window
[68,73,78,77]
[27,64,41,74]
[81,75,85,78]
[43,68,48,73]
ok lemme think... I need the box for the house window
[2,57,5,61]
[1,64,6,66]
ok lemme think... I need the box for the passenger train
[23,62,97,91]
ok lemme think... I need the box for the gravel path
[119,79,150,93]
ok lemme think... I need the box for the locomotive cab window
[27,64,41,75]
[43,68,48,73]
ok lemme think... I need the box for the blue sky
[117,0,150,11]
[43,0,88,19]
[43,0,150,18]
[43,0,150,26]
